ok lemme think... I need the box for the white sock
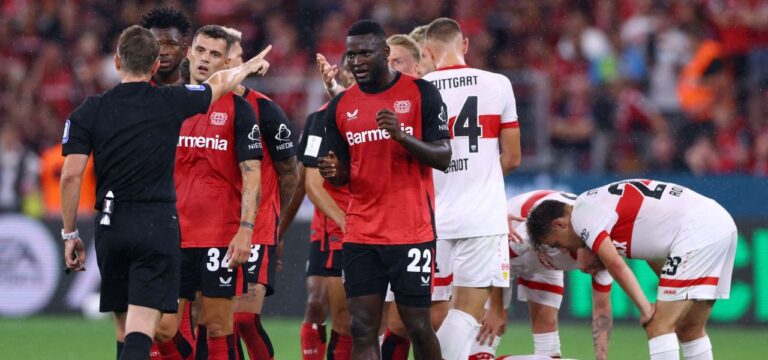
[436,309,480,360]
[532,331,561,357]
[469,335,500,358]
[681,336,713,360]
[649,333,680,360]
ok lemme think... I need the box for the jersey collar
[434,64,470,71]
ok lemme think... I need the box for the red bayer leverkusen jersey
[323,72,449,245]
[298,107,328,244]
[175,92,263,248]
[302,104,350,251]
[242,88,296,245]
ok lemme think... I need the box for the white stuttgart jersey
[423,65,518,239]
[507,190,613,290]
[573,179,726,260]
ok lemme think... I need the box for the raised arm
[377,107,451,170]
[206,45,271,104]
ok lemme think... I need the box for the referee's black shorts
[95,202,180,314]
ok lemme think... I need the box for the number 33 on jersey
[422,65,518,240]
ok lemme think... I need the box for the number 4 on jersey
[453,96,481,153]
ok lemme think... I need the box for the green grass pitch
[0,316,765,359]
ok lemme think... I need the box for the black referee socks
[119,332,152,360]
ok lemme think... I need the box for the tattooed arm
[591,287,613,360]
[275,156,299,231]
[226,159,262,269]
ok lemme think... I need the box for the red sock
[234,312,273,360]
[206,335,236,360]
[331,331,352,360]
[157,338,183,360]
[381,328,410,360]
[149,343,161,360]
[177,302,195,359]
[300,322,326,360]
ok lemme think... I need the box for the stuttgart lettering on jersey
[177,135,228,150]
[430,75,479,90]
[345,124,414,146]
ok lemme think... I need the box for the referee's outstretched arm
[205,45,272,104]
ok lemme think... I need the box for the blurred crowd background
[1,0,767,218]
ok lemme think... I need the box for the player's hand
[318,151,339,179]
[577,247,604,276]
[244,45,272,76]
[477,307,507,346]
[316,53,339,89]
[64,237,86,272]
[376,108,405,141]
[275,239,284,272]
[640,302,655,328]
[226,230,252,269]
[507,214,526,243]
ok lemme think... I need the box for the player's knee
[349,315,378,343]
[645,316,677,338]
[331,308,351,334]
[305,297,326,323]
[202,319,231,338]
[676,323,706,342]
[154,317,178,343]
[403,319,435,346]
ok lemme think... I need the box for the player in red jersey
[223,27,300,360]
[297,54,357,360]
[527,179,737,360]
[140,7,191,87]
[174,25,264,360]
[319,20,451,359]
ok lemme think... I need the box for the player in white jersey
[470,190,614,360]
[526,179,737,360]
[422,18,521,360]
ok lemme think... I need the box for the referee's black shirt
[62,82,212,209]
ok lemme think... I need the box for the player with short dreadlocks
[140,7,192,86]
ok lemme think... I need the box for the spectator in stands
[0,123,40,214]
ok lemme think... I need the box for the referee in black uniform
[60,25,271,360]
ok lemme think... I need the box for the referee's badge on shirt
[210,112,227,126]
[184,84,206,91]
[62,119,71,144]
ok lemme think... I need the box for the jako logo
[346,125,414,145]
[178,135,228,150]
[346,109,358,120]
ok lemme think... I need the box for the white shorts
[432,238,454,301]
[442,235,510,289]
[657,228,737,301]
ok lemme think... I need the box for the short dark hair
[526,200,568,249]
[426,17,463,43]
[347,19,386,39]
[139,7,191,36]
[117,25,159,75]
[193,25,233,53]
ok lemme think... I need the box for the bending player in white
[472,190,614,360]
[526,179,737,360]
[422,17,521,359]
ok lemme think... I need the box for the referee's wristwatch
[61,229,80,242]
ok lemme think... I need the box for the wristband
[61,229,79,241]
